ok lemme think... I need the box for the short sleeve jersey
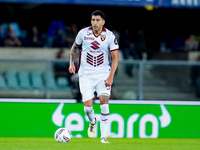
[75,26,119,76]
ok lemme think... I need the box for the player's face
[91,15,105,33]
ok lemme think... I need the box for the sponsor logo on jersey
[90,41,100,50]
[84,36,95,41]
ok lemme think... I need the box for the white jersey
[75,26,119,76]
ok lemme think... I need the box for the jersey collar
[88,26,107,37]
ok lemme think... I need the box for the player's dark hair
[91,10,105,20]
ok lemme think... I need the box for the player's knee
[100,94,109,105]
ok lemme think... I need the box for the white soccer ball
[54,128,72,143]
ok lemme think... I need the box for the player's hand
[105,77,113,87]
[68,63,76,74]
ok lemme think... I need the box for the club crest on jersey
[101,35,106,41]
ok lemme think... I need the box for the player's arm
[105,50,119,87]
[68,42,79,74]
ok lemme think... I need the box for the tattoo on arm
[70,43,78,62]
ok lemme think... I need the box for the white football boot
[100,137,110,144]
[88,117,97,138]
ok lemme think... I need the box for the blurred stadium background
[0,0,200,101]
[0,0,200,144]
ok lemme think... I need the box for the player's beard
[93,25,102,34]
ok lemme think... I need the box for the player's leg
[84,99,97,138]
[99,95,110,143]
[84,99,96,124]
[79,76,96,137]
[96,73,111,143]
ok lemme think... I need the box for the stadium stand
[0,48,199,100]
[0,68,73,99]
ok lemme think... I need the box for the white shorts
[79,73,111,102]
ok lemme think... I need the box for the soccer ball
[54,128,72,143]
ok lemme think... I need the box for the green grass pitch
[0,138,200,150]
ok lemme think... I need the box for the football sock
[84,106,95,124]
[100,104,109,138]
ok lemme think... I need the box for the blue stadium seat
[57,77,69,89]
[5,70,20,89]
[30,70,44,90]
[43,71,58,90]
[18,70,32,89]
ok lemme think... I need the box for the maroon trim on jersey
[88,26,92,30]
[108,49,118,64]
[102,27,106,32]
[110,49,118,52]
[93,33,100,38]
[77,50,82,73]
[75,41,81,46]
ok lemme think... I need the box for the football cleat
[88,117,97,138]
[100,137,110,144]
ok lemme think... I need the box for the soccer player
[69,10,119,143]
